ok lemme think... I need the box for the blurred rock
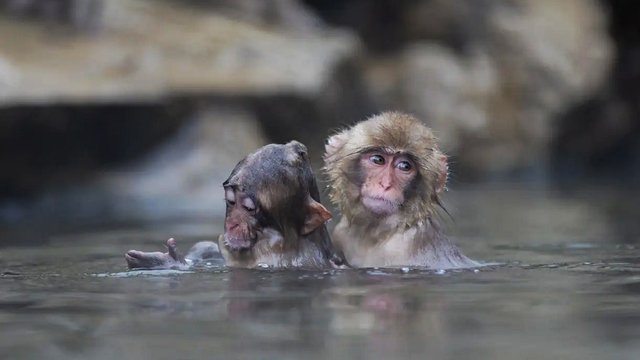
[92,103,268,222]
[0,0,105,34]
[551,1,640,185]
[0,0,358,104]
[0,103,268,226]
[0,104,184,198]
[0,0,626,229]
[175,0,326,32]
[0,0,364,227]
[358,0,614,179]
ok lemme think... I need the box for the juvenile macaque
[323,111,478,269]
[125,141,344,270]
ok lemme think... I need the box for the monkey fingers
[124,238,189,270]
[165,238,188,265]
[329,252,350,269]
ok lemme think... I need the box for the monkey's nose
[379,181,393,191]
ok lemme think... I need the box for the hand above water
[125,238,190,270]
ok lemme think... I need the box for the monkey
[323,111,478,269]
[125,140,346,270]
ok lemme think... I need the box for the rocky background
[0,0,638,228]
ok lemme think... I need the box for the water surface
[1,186,640,360]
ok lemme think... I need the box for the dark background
[0,0,639,238]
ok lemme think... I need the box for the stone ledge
[0,0,359,105]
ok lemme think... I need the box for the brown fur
[218,141,335,268]
[323,111,478,269]
[217,230,329,269]
[125,141,342,270]
[325,111,445,227]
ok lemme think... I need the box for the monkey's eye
[242,197,256,213]
[370,155,385,165]
[397,161,412,172]
[225,188,236,205]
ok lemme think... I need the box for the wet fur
[323,112,478,269]
[218,229,330,268]
[218,141,335,268]
[125,141,338,270]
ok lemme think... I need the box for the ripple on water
[92,269,196,278]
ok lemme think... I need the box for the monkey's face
[221,141,332,251]
[359,151,416,215]
[222,186,259,251]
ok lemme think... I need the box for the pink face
[359,152,416,214]
[223,187,258,251]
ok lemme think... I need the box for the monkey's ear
[324,130,349,159]
[301,199,333,235]
[436,155,448,193]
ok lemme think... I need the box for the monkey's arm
[124,238,224,270]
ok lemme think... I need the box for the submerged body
[125,113,479,271]
[216,228,332,268]
[125,141,343,270]
[323,111,478,269]
[332,216,477,269]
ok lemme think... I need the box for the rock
[360,0,614,179]
[178,0,326,32]
[0,0,359,105]
[0,104,268,225]
[0,0,364,228]
[0,0,622,229]
[97,104,268,222]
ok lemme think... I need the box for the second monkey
[125,141,345,270]
[323,111,478,269]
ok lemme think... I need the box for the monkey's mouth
[362,196,400,214]
[223,234,253,252]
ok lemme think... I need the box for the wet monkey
[323,111,478,269]
[125,141,345,270]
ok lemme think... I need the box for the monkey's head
[221,141,332,252]
[323,112,448,226]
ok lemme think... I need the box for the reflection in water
[0,187,640,359]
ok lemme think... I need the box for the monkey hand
[124,238,190,270]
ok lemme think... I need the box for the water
[1,186,640,360]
